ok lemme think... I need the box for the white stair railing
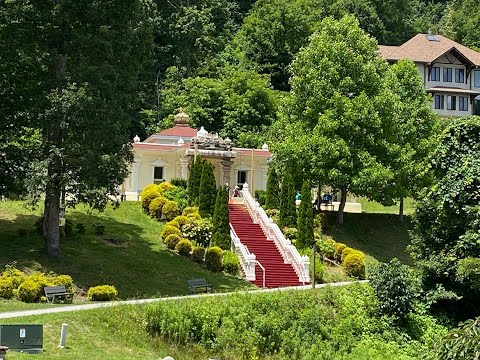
[242,183,310,284]
[230,224,257,281]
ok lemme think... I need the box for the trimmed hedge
[165,234,182,250]
[205,247,223,272]
[192,246,206,263]
[162,200,180,222]
[149,196,168,220]
[161,225,181,241]
[176,239,193,256]
[343,251,366,279]
[87,285,118,301]
[141,185,160,213]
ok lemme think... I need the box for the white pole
[58,323,68,348]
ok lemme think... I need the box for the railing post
[246,253,256,281]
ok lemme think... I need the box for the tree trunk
[43,169,61,256]
[312,243,316,289]
[337,186,347,225]
[399,196,404,223]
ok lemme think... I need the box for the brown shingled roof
[379,34,480,66]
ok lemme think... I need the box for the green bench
[187,278,213,294]
[44,285,74,304]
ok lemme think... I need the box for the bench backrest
[44,285,67,295]
[187,278,207,286]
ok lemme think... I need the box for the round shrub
[334,243,347,261]
[205,247,223,272]
[186,212,201,221]
[161,225,181,241]
[17,273,52,303]
[341,246,354,262]
[192,246,206,263]
[149,196,167,220]
[87,285,118,301]
[166,219,180,228]
[223,251,240,276]
[343,251,366,279]
[0,277,16,299]
[317,238,335,259]
[183,206,199,216]
[157,182,175,195]
[141,186,160,213]
[165,234,182,250]
[173,215,188,228]
[162,200,180,222]
[176,239,193,256]
[52,275,74,292]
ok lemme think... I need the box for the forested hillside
[139,0,480,145]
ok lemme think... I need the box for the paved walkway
[0,281,367,319]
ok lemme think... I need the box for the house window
[237,170,248,189]
[443,68,452,82]
[153,166,164,184]
[475,70,480,87]
[431,67,440,81]
[447,96,456,110]
[455,68,465,83]
[459,96,468,111]
[434,95,444,109]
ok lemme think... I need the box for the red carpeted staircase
[229,204,305,288]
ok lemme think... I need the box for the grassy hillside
[0,201,249,300]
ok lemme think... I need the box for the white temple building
[123,110,272,200]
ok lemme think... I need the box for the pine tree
[187,156,202,205]
[212,186,231,250]
[265,166,280,209]
[198,161,217,217]
[279,172,297,228]
[297,181,314,249]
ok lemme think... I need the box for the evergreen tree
[212,186,231,250]
[198,161,217,217]
[297,181,314,249]
[187,156,203,205]
[265,166,280,209]
[279,172,297,228]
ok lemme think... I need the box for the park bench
[44,285,74,304]
[187,278,213,294]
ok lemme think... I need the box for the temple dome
[173,108,190,127]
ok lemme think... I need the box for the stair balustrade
[242,183,310,284]
[230,224,257,281]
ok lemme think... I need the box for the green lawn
[1,304,209,360]
[325,212,413,266]
[356,197,416,215]
[0,201,250,306]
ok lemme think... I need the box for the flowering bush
[182,219,212,247]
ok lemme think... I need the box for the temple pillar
[180,158,189,179]
[220,159,233,187]
[131,161,141,200]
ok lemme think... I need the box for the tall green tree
[410,116,480,316]
[0,0,153,255]
[265,166,280,209]
[272,15,394,224]
[212,186,231,249]
[279,172,297,228]
[187,156,203,205]
[198,161,217,217]
[379,60,438,221]
[297,181,314,249]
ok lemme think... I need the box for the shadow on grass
[324,212,413,265]
[0,203,249,299]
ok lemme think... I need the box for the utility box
[0,325,43,353]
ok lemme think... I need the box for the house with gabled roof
[123,110,271,200]
[379,33,480,117]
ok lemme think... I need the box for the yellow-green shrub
[205,247,223,272]
[182,207,199,216]
[186,212,201,221]
[157,182,175,194]
[335,243,347,261]
[161,225,181,240]
[0,267,26,299]
[341,247,355,262]
[162,200,180,221]
[173,215,188,227]
[166,219,180,228]
[17,273,52,303]
[176,239,193,256]
[87,285,118,301]
[141,187,160,213]
[149,196,167,220]
[343,251,366,279]
[223,251,240,276]
[52,275,74,292]
[165,234,182,250]
[192,246,206,263]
